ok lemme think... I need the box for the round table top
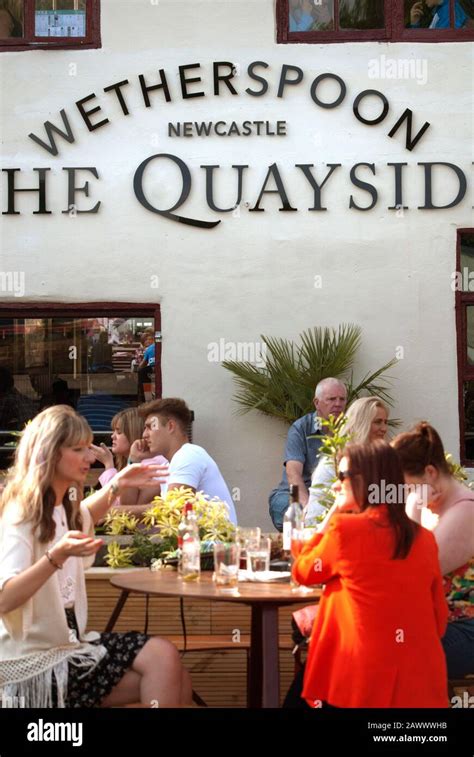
[110,569,322,605]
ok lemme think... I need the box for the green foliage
[105,541,136,569]
[100,487,235,569]
[306,414,353,524]
[222,324,396,424]
[446,453,474,490]
[316,414,353,467]
[103,509,139,536]
[131,531,174,566]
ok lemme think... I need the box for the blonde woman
[305,397,389,523]
[0,405,192,708]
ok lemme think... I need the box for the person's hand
[50,531,103,565]
[115,462,169,489]
[128,439,154,463]
[410,1,424,25]
[90,443,114,469]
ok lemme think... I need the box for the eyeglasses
[337,470,354,483]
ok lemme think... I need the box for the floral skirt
[54,608,149,708]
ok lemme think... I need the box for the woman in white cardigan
[0,405,192,708]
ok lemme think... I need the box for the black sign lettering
[28,109,75,157]
[133,153,220,228]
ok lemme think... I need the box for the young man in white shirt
[135,397,237,524]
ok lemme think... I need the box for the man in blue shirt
[409,0,471,28]
[268,378,347,531]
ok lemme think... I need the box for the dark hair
[391,421,451,477]
[139,397,191,432]
[343,441,419,559]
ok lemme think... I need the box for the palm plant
[222,324,397,424]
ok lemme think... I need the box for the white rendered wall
[0,0,473,527]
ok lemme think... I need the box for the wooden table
[108,570,321,709]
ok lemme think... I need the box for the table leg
[247,603,280,708]
[105,589,130,632]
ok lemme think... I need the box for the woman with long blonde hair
[0,405,192,708]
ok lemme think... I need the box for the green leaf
[223,324,397,425]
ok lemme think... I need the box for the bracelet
[127,457,134,466]
[45,549,63,570]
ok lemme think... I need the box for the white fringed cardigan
[0,502,106,707]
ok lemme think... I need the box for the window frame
[277,0,474,43]
[0,0,101,52]
[455,229,474,467]
[0,299,162,407]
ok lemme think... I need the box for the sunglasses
[337,470,354,482]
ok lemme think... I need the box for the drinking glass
[291,527,316,593]
[213,542,241,588]
[236,526,261,570]
[246,536,271,575]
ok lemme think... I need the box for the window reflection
[463,380,474,461]
[0,0,23,38]
[0,315,157,467]
[467,307,474,366]
[339,0,384,30]
[35,0,86,37]
[461,233,474,279]
[289,0,335,32]
[405,0,473,29]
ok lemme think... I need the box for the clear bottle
[178,502,201,582]
[283,484,303,584]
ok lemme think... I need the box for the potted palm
[222,323,397,424]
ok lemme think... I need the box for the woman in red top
[293,441,448,708]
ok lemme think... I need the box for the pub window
[455,230,474,466]
[0,0,100,51]
[0,305,161,470]
[278,1,474,42]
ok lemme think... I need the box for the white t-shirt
[161,443,237,524]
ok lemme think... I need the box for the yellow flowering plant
[103,486,235,568]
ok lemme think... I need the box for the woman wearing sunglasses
[292,441,448,708]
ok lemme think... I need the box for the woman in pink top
[393,422,474,679]
[91,408,167,514]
